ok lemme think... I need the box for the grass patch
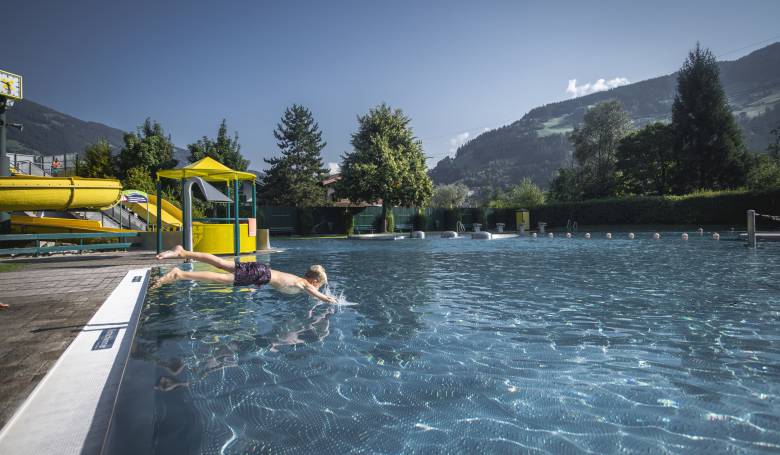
[0,263,25,273]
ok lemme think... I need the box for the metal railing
[0,232,139,256]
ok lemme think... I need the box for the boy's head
[304,265,327,287]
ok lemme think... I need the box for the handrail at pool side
[0,232,140,256]
[0,232,139,242]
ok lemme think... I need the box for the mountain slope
[5,99,127,156]
[430,43,780,190]
[6,99,192,165]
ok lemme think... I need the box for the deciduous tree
[187,119,248,171]
[337,104,433,231]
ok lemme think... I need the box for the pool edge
[0,268,150,455]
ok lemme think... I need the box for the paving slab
[0,250,180,428]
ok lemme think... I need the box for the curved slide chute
[0,176,122,212]
[125,194,183,229]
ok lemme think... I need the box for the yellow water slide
[10,215,135,233]
[0,175,122,211]
[125,194,183,229]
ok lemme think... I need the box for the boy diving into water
[154,245,337,304]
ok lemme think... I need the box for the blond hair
[304,265,327,284]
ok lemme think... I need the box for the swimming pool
[105,234,780,454]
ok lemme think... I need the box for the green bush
[342,208,354,235]
[530,189,780,227]
[297,208,314,235]
[412,212,427,231]
[443,208,460,230]
[385,210,395,233]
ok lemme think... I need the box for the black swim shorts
[233,261,272,286]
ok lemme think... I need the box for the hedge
[529,189,780,228]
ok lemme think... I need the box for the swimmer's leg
[156,245,235,272]
[154,267,234,288]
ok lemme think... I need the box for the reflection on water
[107,237,780,454]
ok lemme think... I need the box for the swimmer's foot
[0,303,8,310]
[156,245,185,260]
[152,267,183,289]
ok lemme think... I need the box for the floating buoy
[712,233,720,240]
[606,233,612,240]
[548,232,554,239]
[681,233,689,240]
[441,231,458,238]
[653,233,660,239]
[412,231,425,239]
[565,232,572,239]
[584,233,591,239]
[628,233,635,239]
[531,233,537,238]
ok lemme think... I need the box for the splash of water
[324,285,358,306]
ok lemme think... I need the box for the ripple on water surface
[105,237,780,454]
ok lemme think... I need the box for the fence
[257,206,523,235]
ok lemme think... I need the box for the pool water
[105,235,780,454]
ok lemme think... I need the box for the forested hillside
[430,43,780,190]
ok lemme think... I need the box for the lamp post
[0,70,24,233]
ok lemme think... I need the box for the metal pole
[0,98,10,233]
[747,209,757,248]
[252,181,257,219]
[156,180,163,254]
[181,178,187,248]
[233,179,240,257]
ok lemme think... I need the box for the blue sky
[3,0,779,171]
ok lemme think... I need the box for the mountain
[4,99,190,163]
[429,43,780,190]
[5,99,127,156]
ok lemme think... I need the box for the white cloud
[448,132,470,154]
[327,162,340,175]
[566,77,630,98]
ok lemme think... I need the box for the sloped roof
[156,156,256,182]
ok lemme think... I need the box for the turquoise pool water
[106,234,780,454]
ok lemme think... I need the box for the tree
[671,43,748,192]
[570,100,633,198]
[80,140,116,178]
[769,125,780,160]
[616,122,675,195]
[187,119,248,171]
[124,166,156,194]
[336,103,433,231]
[489,177,545,208]
[747,155,780,190]
[547,167,583,202]
[259,105,329,206]
[431,183,469,208]
[116,118,177,180]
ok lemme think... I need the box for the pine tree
[671,43,748,192]
[336,103,433,231]
[259,105,328,206]
[187,119,248,171]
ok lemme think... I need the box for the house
[321,174,381,207]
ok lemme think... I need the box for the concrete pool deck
[0,250,183,430]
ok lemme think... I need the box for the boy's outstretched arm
[303,283,337,304]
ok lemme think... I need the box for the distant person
[154,245,337,303]
[51,157,62,176]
